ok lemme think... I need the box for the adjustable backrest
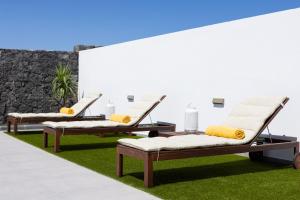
[125,95,166,126]
[71,93,102,116]
[223,96,288,144]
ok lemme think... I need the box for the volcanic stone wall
[0,48,78,123]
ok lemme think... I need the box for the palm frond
[52,63,77,106]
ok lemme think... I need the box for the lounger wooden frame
[6,96,101,133]
[43,95,176,152]
[116,97,300,187]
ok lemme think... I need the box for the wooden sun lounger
[116,97,300,187]
[43,95,176,152]
[6,96,101,134]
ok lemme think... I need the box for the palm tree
[52,63,77,107]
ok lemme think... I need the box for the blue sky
[0,0,299,51]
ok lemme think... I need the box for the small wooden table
[158,131,204,137]
[81,115,106,120]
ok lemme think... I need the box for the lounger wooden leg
[148,130,159,137]
[293,143,300,169]
[116,152,123,177]
[144,154,153,187]
[43,131,48,148]
[13,122,18,134]
[171,125,176,132]
[7,120,11,133]
[295,142,299,154]
[54,133,61,153]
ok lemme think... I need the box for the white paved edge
[0,131,160,200]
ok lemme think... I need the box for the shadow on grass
[6,131,42,135]
[59,142,118,151]
[128,159,290,186]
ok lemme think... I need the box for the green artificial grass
[10,132,300,200]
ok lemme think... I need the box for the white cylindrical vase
[184,104,198,132]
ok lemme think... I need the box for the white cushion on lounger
[140,94,164,102]
[8,113,73,118]
[126,101,158,125]
[71,96,99,116]
[223,96,286,143]
[43,120,123,128]
[43,94,164,128]
[8,94,101,118]
[118,134,245,151]
[118,96,287,151]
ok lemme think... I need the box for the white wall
[79,8,300,139]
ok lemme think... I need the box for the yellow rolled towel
[60,107,74,115]
[110,114,131,123]
[205,125,245,140]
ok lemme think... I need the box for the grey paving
[0,131,159,200]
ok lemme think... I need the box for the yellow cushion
[60,107,74,115]
[205,125,245,140]
[110,114,131,123]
